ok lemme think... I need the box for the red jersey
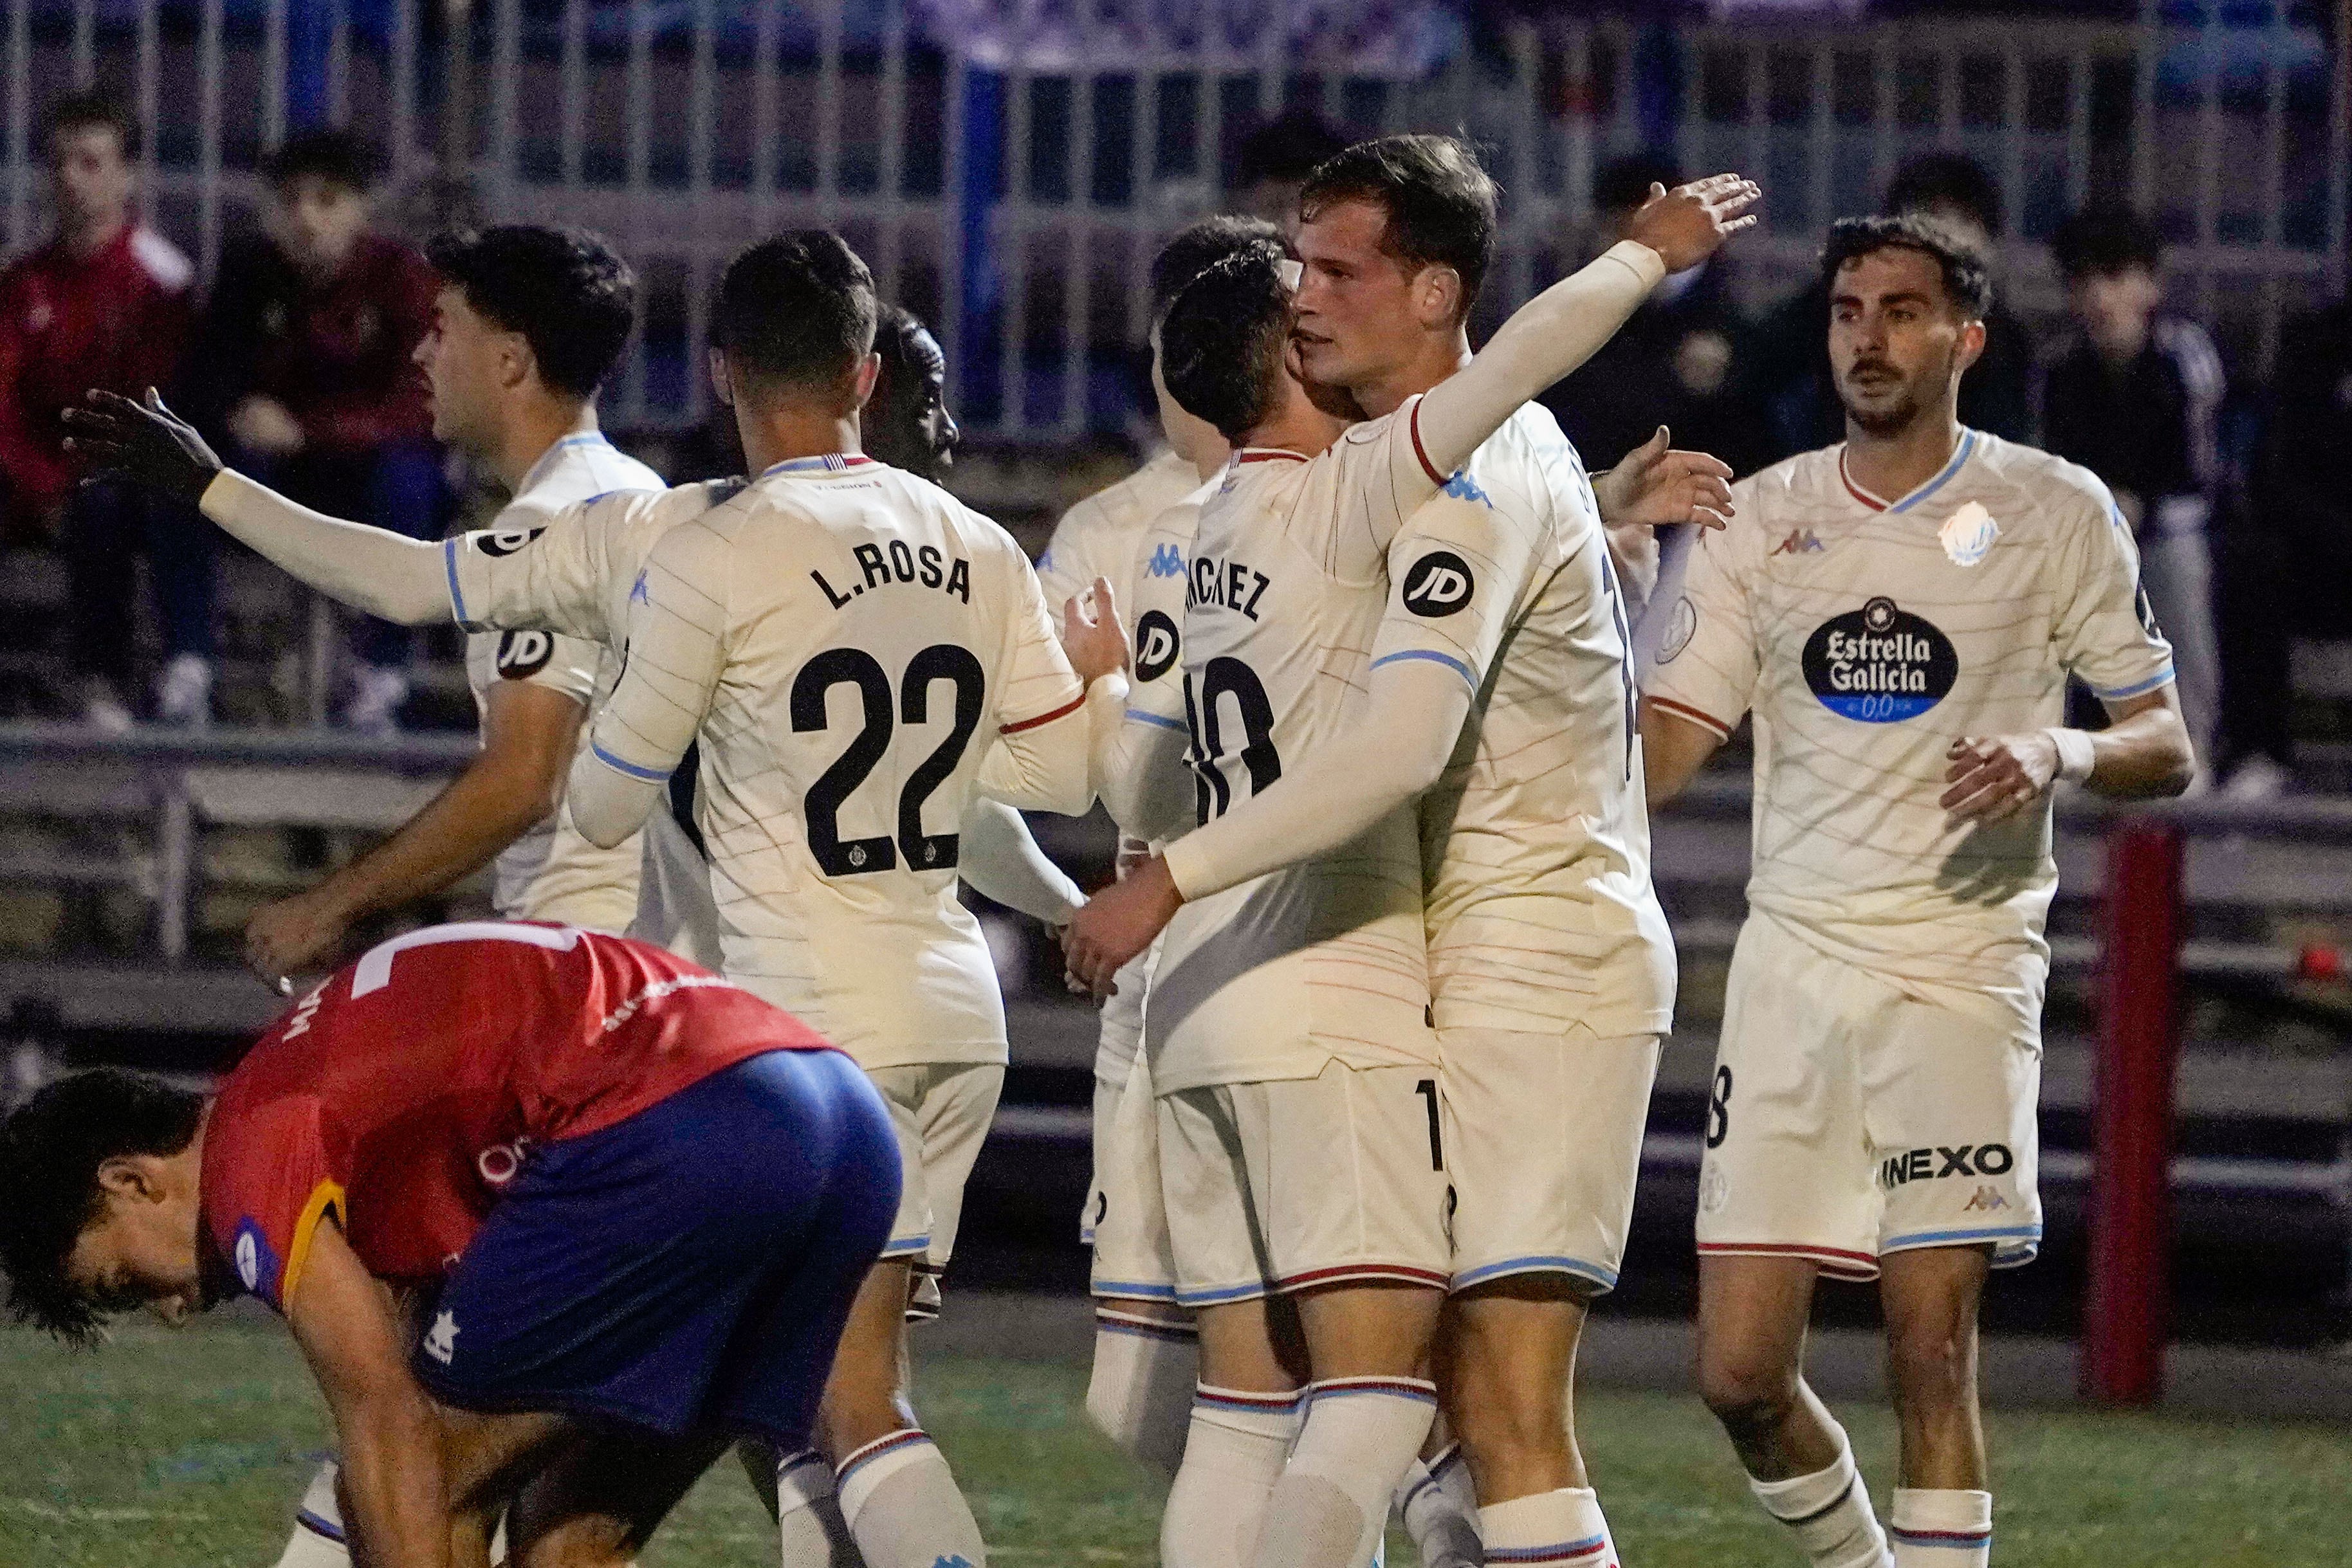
[199,923,834,1313]
[0,224,192,522]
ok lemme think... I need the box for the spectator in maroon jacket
[181,130,442,733]
[0,91,203,729]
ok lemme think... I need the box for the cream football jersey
[1372,403,1677,1039]
[1644,430,2175,1027]
[1038,448,1199,619]
[1138,438,1437,1094]
[580,454,1089,1068]
[459,432,665,931]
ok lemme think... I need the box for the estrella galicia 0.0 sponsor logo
[1401,551,1476,617]
[495,629,555,680]
[1802,596,1956,722]
[472,525,545,558]
[1133,610,1181,682]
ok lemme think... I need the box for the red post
[2081,818,2185,1406]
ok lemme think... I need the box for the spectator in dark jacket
[1754,152,2035,459]
[0,91,201,729]
[1539,152,1776,481]
[182,130,441,733]
[2040,202,2225,779]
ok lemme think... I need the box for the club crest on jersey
[1770,528,1824,556]
[1657,595,1698,663]
[495,630,555,680]
[472,525,546,559]
[1937,501,1999,567]
[1146,542,1185,579]
[1134,610,1181,682]
[232,1220,279,1295]
[1802,597,1957,723]
[1402,551,1476,617]
[1440,469,1492,508]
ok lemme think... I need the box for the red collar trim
[1235,448,1309,464]
[1838,448,1888,511]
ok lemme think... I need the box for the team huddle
[0,129,2191,1568]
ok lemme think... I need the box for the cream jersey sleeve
[446,483,726,647]
[1641,485,1767,740]
[2052,479,2176,702]
[969,534,1096,816]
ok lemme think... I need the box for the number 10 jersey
[1144,444,1437,1095]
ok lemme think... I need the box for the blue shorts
[412,1048,898,1450]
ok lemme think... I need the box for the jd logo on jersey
[1802,596,1956,724]
[1133,610,1181,682]
[472,525,546,558]
[495,630,555,680]
[1402,551,1476,617]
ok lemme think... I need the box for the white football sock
[778,1448,865,1567]
[1890,1489,1991,1567]
[273,1459,348,1568]
[1086,1306,1199,1478]
[833,1429,986,1568]
[1162,1385,1301,1568]
[1394,1446,1481,1568]
[1749,1436,1892,1568]
[1478,1486,1619,1566]
[1250,1378,1438,1568]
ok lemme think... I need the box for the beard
[1836,347,1951,437]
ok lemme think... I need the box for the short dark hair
[427,226,637,399]
[2052,202,2164,282]
[1298,134,1499,322]
[710,230,878,399]
[1159,243,1293,442]
[0,1070,206,1345]
[1594,152,1682,216]
[1820,213,1993,321]
[266,129,384,194]
[44,89,138,160]
[1235,111,1348,191]
[1886,152,2001,237]
[1150,215,1286,328]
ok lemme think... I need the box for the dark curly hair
[1820,213,1993,322]
[427,226,638,400]
[1158,242,1294,443]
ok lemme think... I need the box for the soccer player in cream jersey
[1087,174,1754,1568]
[1069,137,1754,1568]
[1641,215,2193,1568]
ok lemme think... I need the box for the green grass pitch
[5,1312,2348,1565]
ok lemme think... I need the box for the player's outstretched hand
[1593,426,1736,533]
[1061,853,1184,999]
[1060,574,1131,686]
[62,388,224,507]
[1942,732,2059,826]
[244,888,352,993]
[1622,174,1762,274]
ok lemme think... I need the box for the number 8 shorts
[1695,914,2044,1280]
[1157,1061,1453,1306]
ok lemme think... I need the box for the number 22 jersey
[1644,431,2175,1027]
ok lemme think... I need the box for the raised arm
[959,799,1085,925]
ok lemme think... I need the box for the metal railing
[1,1,2340,435]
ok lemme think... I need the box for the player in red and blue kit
[0,923,898,1568]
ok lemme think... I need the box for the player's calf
[1879,1246,1993,1568]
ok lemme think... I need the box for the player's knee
[1697,1349,1803,1439]
[1447,1378,1568,1471]
[1885,1324,1975,1412]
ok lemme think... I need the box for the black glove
[63,388,225,508]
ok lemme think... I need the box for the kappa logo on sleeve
[1133,610,1181,682]
[495,630,555,680]
[472,526,546,559]
[1146,543,1186,578]
[1401,551,1476,617]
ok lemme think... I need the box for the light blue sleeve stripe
[590,741,672,782]
[1887,1223,2042,1248]
[1126,708,1188,734]
[442,538,472,628]
[1370,648,1478,688]
[2092,666,2175,701]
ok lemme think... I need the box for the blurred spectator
[1540,152,1774,480]
[2040,203,2225,780]
[0,92,200,731]
[2235,290,2352,798]
[1754,152,2034,458]
[1231,111,1348,227]
[181,130,441,734]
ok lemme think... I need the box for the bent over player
[1641,215,2193,1568]
[0,924,897,1568]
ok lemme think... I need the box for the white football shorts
[1089,1048,1179,1304]
[1157,1061,1451,1308]
[1080,941,1153,1247]
[866,1061,1006,1308]
[1695,915,2043,1280]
